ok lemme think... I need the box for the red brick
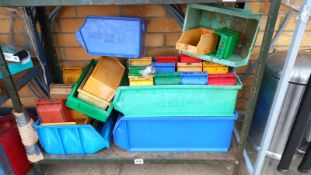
[165,33,181,46]
[146,18,181,33]
[120,5,165,17]
[77,5,119,17]
[236,99,248,111]
[2,97,37,107]
[58,18,84,32]
[18,86,33,97]
[60,60,89,68]
[147,47,178,56]
[246,2,261,13]
[260,2,290,14]
[63,48,100,60]
[238,86,252,99]
[56,48,65,60]
[145,33,164,47]
[58,7,76,17]
[53,33,80,47]
[0,19,9,33]
[275,31,311,47]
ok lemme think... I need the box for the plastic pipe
[253,1,311,175]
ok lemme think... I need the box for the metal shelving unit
[0,1,282,175]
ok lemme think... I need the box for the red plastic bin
[0,115,30,175]
[155,56,179,63]
[208,73,236,86]
[36,99,73,123]
[179,54,202,63]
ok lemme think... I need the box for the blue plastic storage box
[113,112,238,152]
[152,63,176,73]
[76,16,145,58]
[35,112,117,155]
[180,72,208,85]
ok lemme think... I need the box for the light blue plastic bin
[113,112,238,152]
[76,16,145,58]
[35,112,116,155]
[152,63,176,73]
[180,72,208,85]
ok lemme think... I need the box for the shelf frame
[0,1,281,175]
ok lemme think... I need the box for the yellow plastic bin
[176,28,219,55]
[177,62,202,72]
[128,57,152,66]
[82,57,125,102]
[203,62,228,74]
[128,76,153,86]
[70,110,89,124]
[62,67,83,84]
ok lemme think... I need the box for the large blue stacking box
[113,113,237,152]
[35,114,115,155]
[76,16,145,58]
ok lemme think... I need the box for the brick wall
[0,2,310,111]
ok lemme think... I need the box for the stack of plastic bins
[35,110,118,155]
[179,4,262,67]
[154,56,180,85]
[112,74,242,152]
[128,57,153,86]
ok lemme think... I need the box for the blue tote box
[180,72,208,85]
[35,111,118,155]
[152,62,176,73]
[113,113,238,152]
[76,16,145,58]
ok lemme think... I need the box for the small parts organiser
[176,28,219,55]
[181,72,208,85]
[179,54,202,63]
[208,73,236,86]
[155,56,178,63]
[177,62,202,72]
[128,57,152,66]
[154,72,181,85]
[152,62,175,73]
[36,99,73,124]
[203,62,228,74]
[128,76,154,86]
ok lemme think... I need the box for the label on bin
[134,159,144,164]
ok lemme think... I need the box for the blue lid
[76,16,145,58]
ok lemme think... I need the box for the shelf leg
[33,164,44,175]
[232,0,281,174]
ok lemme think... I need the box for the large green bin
[181,4,262,67]
[113,76,242,117]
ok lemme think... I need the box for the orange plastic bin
[36,99,73,123]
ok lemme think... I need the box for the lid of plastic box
[76,16,145,58]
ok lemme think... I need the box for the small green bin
[128,65,146,76]
[154,72,181,85]
[213,28,240,59]
[181,4,262,67]
[66,59,114,122]
[113,75,242,117]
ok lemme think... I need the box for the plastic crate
[153,63,176,73]
[0,57,33,79]
[213,28,240,59]
[181,4,262,67]
[128,76,153,86]
[179,54,202,63]
[49,84,72,99]
[128,57,152,66]
[62,67,83,84]
[208,73,236,86]
[36,99,73,123]
[177,62,202,72]
[35,111,117,155]
[66,59,114,122]
[113,75,242,116]
[154,72,181,85]
[155,56,179,63]
[113,112,237,152]
[202,62,228,74]
[176,28,219,55]
[76,16,145,58]
[181,72,208,85]
[70,110,89,124]
[82,57,125,102]
[128,65,146,76]
[0,115,30,175]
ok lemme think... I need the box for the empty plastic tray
[180,72,208,85]
[154,72,181,85]
[66,59,114,122]
[113,112,238,152]
[113,76,242,116]
[208,73,236,86]
[35,111,117,155]
[181,4,262,67]
[76,16,145,58]
[153,63,175,73]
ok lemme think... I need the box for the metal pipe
[233,0,281,174]
[253,1,311,174]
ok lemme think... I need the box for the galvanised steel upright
[0,1,281,175]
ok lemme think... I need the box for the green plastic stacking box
[113,75,242,117]
[154,72,181,85]
[128,65,146,76]
[181,4,262,67]
[213,28,240,59]
[66,59,114,122]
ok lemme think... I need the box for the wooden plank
[39,138,237,164]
